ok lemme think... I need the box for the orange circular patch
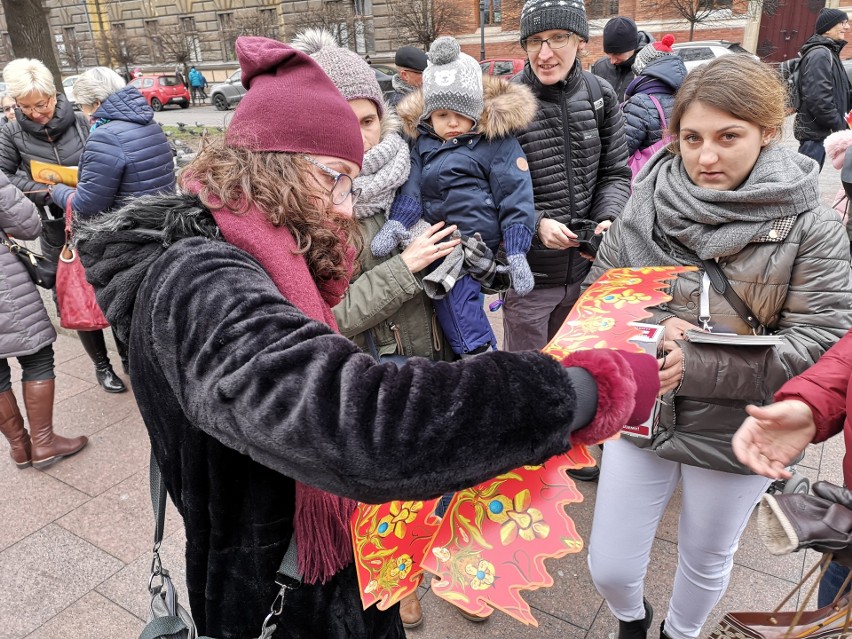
[516,157,529,172]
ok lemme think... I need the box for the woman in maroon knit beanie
[74,35,660,639]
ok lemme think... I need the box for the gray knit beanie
[290,28,384,118]
[632,34,675,75]
[421,37,484,127]
[520,0,589,42]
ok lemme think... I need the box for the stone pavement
[0,127,848,639]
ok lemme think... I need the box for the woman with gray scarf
[585,55,852,639]
[291,31,457,627]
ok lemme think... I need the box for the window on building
[145,20,161,62]
[181,16,202,63]
[479,0,502,26]
[586,0,619,19]
[698,0,733,7]
[259,8,278,40]
[219,12,236,61]
[61,27,82,70]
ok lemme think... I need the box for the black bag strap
[148,450,301,638]
[702,259,762,333]
[582,70,605,130]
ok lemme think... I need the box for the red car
[128,74,191,111]
[479,58,526,77]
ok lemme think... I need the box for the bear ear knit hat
[395,46,428,72]
[520,0,589,43]
[421,36,484,127]
[632,34,675,75]
[603,16,639,54]
[290,28,384,118]
[816,7,848,35]
[225,36,364,168]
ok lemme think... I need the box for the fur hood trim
[396,74,537,141]
[824,130,852,170]
[380,101,402,138]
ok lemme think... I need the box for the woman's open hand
[732,401,816,479]
[400,221,460,274]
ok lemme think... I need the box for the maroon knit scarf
[188,180,358,584]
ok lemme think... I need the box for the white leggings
[587,437,770,639]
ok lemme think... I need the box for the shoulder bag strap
[701,258,762,333]
[647,94,668,130]
[581,71,605,130]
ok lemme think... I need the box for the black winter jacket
[795,35,851,143]
[516,61,631,287]
[590,31,654,101]
[0,94,88,209]
[75,195,606,639]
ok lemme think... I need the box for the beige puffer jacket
[589,208,852,474]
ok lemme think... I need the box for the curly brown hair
[178,136,361,283]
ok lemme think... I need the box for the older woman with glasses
[0,58,126,394]
[1,94,16,123]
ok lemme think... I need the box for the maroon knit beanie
[225,36,364,168]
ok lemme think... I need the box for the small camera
[568,219,603,257]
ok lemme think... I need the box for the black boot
[660,621,672,639]
[618,599,654,639]
[79,330,126,393]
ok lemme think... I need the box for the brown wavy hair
[178,136,361,283]
[668,55,786,155]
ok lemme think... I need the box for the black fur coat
[76,195,599,639]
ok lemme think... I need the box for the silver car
[210,69,246,111]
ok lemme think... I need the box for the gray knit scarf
[353,131,410,220]
[618,144,821,267]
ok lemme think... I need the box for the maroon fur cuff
[561,349,637,446]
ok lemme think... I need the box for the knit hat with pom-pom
[632,34,676,75]
[421,36,484,127]
[291,28,384,118]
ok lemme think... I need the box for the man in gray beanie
[590,16,654,101]
[795,7,850,170]
[510,0,631,481]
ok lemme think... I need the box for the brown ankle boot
[0,389,31,468]
[399,592,423,629]
[22,380,88,469]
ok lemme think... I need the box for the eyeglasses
[521,32,575,52]
[1,105,15,113]
[302,156,361,206]
[17,95,54,115]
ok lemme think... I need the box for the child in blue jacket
[372,37,536,356]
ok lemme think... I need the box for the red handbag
[55,206,109,331]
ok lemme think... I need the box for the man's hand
[537,218,580,250]
[732,401,816,479]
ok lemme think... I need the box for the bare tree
[286,1,358,47]
[154,24,194,78]
[642,0,747,41]
[386,0,465,50]
[103,28,147,77]
[0,0,62,87]
[230,9,280,40]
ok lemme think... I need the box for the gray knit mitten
[371,220,408,257]
[500,253,534,296]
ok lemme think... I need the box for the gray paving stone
[43,413,150,497]
[0,524,123,639]
[50,383,139,438]
[57,468,181,564]
[22,591,144,639]
[0,457,88,552]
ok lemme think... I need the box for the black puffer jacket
[590,31,654,101]
[516,60,630,287]
[0,94,89,209]
[795,35,850,143]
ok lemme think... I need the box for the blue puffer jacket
[72,86,175,219]
[621,55,687,155]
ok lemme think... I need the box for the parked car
[671,40,759,72]
[62,75,79,105]
[128,74,190,111]
[210,69,246,111]
[480,58,526,77]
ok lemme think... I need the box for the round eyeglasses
[302,156,361,206]
[521,32,575,53]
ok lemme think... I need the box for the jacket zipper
[561,84,576,282]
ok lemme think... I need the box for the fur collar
[395,74,537,141]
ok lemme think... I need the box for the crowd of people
[1,2,852,639]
